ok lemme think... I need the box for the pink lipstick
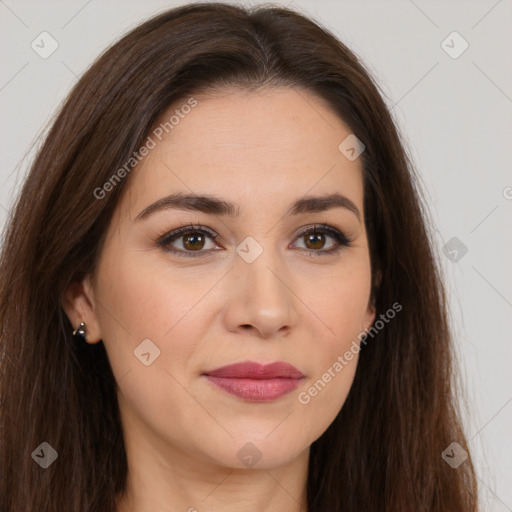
[203,361,304,402]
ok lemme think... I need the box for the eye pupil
[305,232,325,250]
[183,233,205,250]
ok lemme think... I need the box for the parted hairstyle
[0,2,478,511]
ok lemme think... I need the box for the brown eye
[182,232,206,251]
[303,231,328,250]
[157,225,219,257]
[293,224,351,255]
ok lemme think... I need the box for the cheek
[94,247,224,390]
[94,252,212,442]
[95,245,211,340]
[297,260,370,415]
[295,311,363,443]
[310,256,372,339]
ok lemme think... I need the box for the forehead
[121,87,364,219]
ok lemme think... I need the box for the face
[65,87,375,471]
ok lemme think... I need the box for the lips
[204,361,304,379]
[202,361,305,401]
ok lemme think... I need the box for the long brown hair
[0,3,478,510]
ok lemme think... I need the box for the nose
[223,246,299,339]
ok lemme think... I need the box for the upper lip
[203,361,304,379]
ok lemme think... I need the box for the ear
[363,301,377,333]
[61,274,102,344]
[363,268,381,332]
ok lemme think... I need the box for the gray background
[1,0,511,509]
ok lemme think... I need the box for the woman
[0,2,478,511]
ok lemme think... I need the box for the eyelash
[156,223,352,258]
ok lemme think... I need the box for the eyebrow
[134,192,361,223]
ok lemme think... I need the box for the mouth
[202,361,305,402]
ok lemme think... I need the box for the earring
[72,322,87,343]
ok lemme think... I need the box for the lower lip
[204,376,302,401]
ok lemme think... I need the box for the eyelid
[159,223,218,240]
[294,223,348,241]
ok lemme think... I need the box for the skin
[63,86,376,512]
